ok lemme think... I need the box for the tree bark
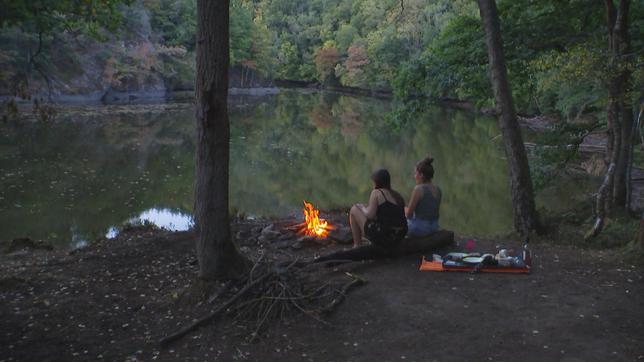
[635,213,644,253]
[194,0,247,280]
[477,0,539,234]
[604,0,632,208]
[586,1,633,239]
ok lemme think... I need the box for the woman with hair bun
[405,156,442,237]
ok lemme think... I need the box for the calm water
[0,91,514,247]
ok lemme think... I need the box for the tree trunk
[605,0,632,208]
[194,0,247,280]
[635,213,644,253]
[477,0,539,234]
[587,1,633,239]
[614,100,633,206]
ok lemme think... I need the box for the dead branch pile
[159,258,365,346]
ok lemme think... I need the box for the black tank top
[364,189,407,247]
[375,189,406,228]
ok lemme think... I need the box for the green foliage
[147,0,196,50]
[230,1,255,65]
[276,41,300,79]
[2,0,644,120]
[530,122,600,191]
[391,59,426,100]
[529,46,606,118]
[0,0,133,37]
[421,14,491,105]
[147,0,274,74]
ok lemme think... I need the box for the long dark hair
[371,168,391,189]
[371,168,405,206]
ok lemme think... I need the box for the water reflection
[105,208,193,239]
[0,91,514,247]
[134,208,193,231]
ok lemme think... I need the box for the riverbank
[1,217,643,361]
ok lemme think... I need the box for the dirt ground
[1,221,643,362]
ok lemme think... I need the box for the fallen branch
[207,280,234,304]
[301,259,355,269]
[160,270,276,346]
[314,230,454,262]
[284,222,306,231]
[319,273,366,313]
[160,257,365,346]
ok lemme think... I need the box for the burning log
[284,222,307,231]
[302,200,331,237]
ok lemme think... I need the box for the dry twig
[160,258,365,346]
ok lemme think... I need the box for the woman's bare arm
[365,190,379,219]
[405,186,423,218]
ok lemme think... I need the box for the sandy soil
[1,222,643,362]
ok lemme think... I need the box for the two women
[349,156,441,248]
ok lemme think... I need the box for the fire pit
[237,201,352,249]
[301,200,334,237]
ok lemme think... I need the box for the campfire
[301,200,333,238]
[247,200,350,248]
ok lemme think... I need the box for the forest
[2,0,642,116]
[1,0,643,361]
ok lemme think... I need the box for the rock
[3,238,54,254]
[290,240,304,250]
[259,224,281,240]
[239,236,258,246]
[265,231,282,240]
[272,240,292,249]
[328,227,353,244]
[296,235,316,244]
[291,235,328,249]
[260,224,275,235]
[235,230,249,240]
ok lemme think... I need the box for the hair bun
[426,156,434,164]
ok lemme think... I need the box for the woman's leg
[349,204,367,248]
[407,218,439,238]
[407,218,421,238]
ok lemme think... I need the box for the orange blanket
[419,258,530,274]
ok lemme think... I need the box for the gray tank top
[413,184,441,221]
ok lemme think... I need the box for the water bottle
[511,256,525,268]
[522,237,532,268]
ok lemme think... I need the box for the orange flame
[302,200,331,237]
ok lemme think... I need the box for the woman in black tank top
[349,169,406,248]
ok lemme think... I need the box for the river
[0,90,514,247]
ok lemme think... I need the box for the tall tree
[194,0,247,280]
[587,0,634,239]
[604,0,633,208]
[477,0,539,234]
